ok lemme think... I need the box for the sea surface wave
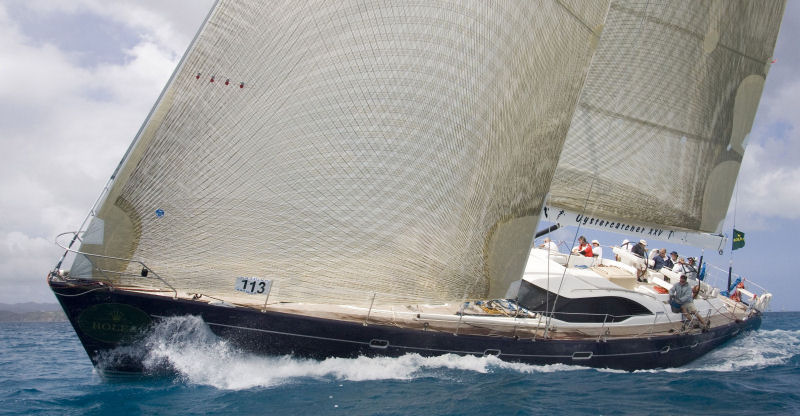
[2,313,799,415]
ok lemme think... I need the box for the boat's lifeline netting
[550,0,785,234]
[72,1,609,305]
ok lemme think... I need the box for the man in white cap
[631,239,647,258]
[591,239,603,259]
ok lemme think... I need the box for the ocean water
[2,313,799,415]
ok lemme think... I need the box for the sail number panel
[236,277,272,295]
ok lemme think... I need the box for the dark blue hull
[50,279,761,372]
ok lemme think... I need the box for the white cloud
[732,131,800,228]
[760,77,800,126]
[0,7,175,236]
[738,150,800,217]
[16,0,212,57]
[0,1,212,302]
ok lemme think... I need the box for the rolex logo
[78,303,152,344]
[110,310,123,322]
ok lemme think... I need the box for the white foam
[687,329,800,372]
[633,329,800,374]
[123,316,589,389]
[102,317,800,388]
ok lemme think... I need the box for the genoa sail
[70,1,610,304]
[548,0,785,240]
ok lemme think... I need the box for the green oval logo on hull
[77,303,152,344]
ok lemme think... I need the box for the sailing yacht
[48,0,785,372]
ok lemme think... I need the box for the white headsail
[72,1,610,304]
[548,0,785,245]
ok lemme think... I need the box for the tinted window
[515,280,651,323]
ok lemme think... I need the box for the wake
[681,328,800,372]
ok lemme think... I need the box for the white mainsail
[72,1,610,304]
[549,0,785,239]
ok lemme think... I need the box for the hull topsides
[50,279,761,373]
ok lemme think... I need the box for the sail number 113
[235,276,272,295]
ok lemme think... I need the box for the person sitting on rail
[669,274,708,330]
[572,236,593,257]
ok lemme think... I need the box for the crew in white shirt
[538,237,560,253]
[591,240,603,259]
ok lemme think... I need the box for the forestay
[549,0,785,236]
[71,1,609,304]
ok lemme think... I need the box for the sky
[0,1,798,310]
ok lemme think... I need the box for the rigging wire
[727,182,740,291]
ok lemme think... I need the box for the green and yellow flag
[732,229,745,251]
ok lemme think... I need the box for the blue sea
[2,313,799,415]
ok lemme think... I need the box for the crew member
[538,237,560,253]
[685,257,699,280]
[591,240,603,259]
[631,239,647,258]
[665,251,678,269]
[631,240,647,281]
[572,236,593,257]
[651,248,666,271]
[669,274,708,330]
